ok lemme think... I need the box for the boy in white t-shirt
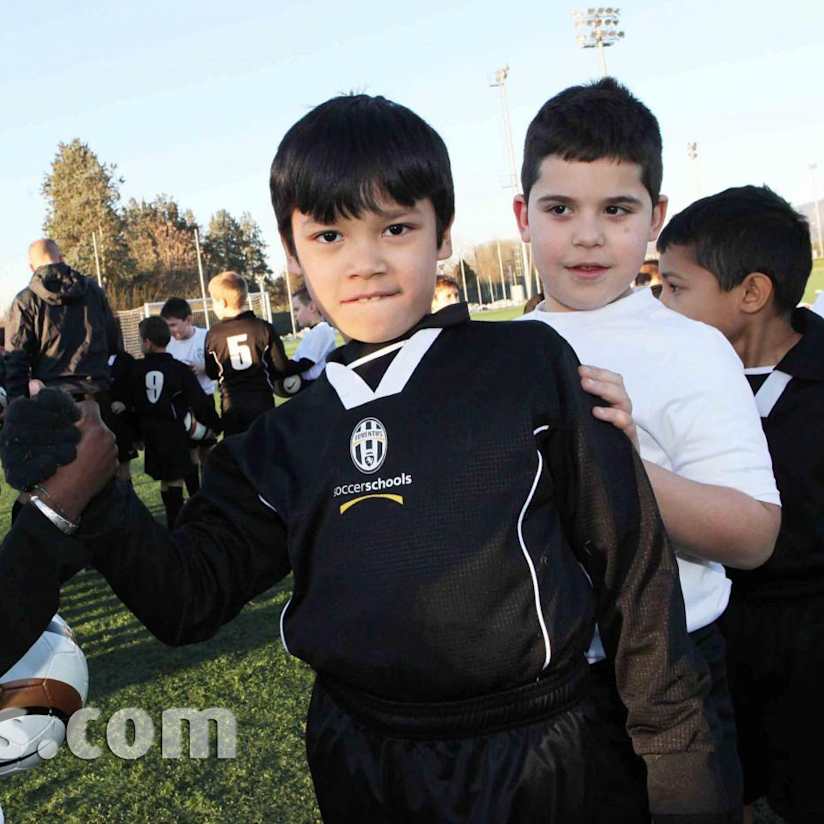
[291,287,337,382]
[160,298,218,496]
[515,78,781,823]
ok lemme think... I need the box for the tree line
[41,139,287,311]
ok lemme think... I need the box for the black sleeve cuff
[645,751,730,820]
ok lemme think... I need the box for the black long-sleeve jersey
[204,311,306,410]
[128,352,220,431]
[0,304,722,816]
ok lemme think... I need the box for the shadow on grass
[58,570,293,705]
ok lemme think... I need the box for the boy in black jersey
[205,271,305,435]
[131,316,221,527]
[3,96,725,823]
[658,186,824,824]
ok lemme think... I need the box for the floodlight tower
[571,7,625,76]
[687,141,702,198]
[490,65,532,299]
[809,163,823,259]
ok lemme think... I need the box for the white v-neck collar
[325,328,442,410]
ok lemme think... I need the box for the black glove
[0,389,82,491]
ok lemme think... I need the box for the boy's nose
[346,242,387,278]
[572,217,605,248]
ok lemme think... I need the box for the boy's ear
[437,222,454,261]
[739,272,775,315]
[513,194,530,242]
[648,195,669,241]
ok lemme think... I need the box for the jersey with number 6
[204,311,302,412]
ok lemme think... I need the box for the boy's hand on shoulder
[579,365,640,453]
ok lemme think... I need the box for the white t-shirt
[166,326,216,396]
[521,288,780,658]
[294,322,337,381]
[810,291,824,318]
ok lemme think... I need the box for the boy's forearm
[643,461,779,569]
[76,447,290,646]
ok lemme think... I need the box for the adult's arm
[5,295,37,400]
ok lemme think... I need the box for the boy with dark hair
[291,286,337,382]
[131,316,220,527]
[205,271,306,435]
[657,185,824,824]
[2,94,726,822]
[517,77,781,822]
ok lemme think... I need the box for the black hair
[635,271,653,287]
[657,185,812,315]
[139,316,171,348]
[522,77,662,205]
[270,94,454,256]
[160,297,192,320]
[292,286,312,306]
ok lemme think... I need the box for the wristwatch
[30,496,79,535]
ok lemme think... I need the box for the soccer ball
[183,411,212,441]
[0,615,89,776]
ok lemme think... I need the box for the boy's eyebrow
[535,194,577,205]
[602,195,645,207]
[661,270,684,280]
[297,205,421,227]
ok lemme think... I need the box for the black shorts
[220,395,274,437]
[141,419,192,481]
[584,621,742,824]
[719,591,824,820]
[306,667,593,823]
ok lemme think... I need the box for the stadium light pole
[490,65,533,300]
[571,7,625,77]
[91,232,102,287]
[193,228,211,330]
[688,142,703,198]
[809,163,823,259]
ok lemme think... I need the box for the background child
[205,271,305,435]
[517,77,780,823]
[130,316,220,527]
[291,286,337,383]
[160,298,218,496]
[430,273,461,312]
[657,184,824,824]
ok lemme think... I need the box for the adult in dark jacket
[6,239,119,401]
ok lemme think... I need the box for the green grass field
[0,294,794,823]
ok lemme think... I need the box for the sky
[2,0,823,308]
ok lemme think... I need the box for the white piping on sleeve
[516,425,553,670]
[258,494,278,513]
[256,493,292,654]
[279,596,293,656]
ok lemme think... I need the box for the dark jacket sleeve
[5,293,37,400]
[101,291,121,358]
[539,336,726,821]
[79,439,289,646]
[0,504,91,675]
[204,329,219,380]
[266,323,308,376]
[181,365,221,432]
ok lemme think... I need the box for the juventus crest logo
[350,418,388,474]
